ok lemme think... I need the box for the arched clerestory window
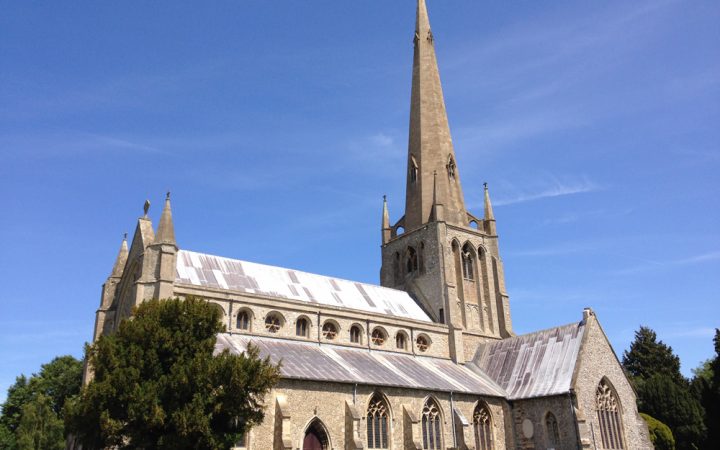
[473,402,493,450]
[546,412,560,448]
[421,397,443,450]
[596,379,624,449]
[236,310,251,331]
[366,393,390,449]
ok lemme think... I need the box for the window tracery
[461,245,475,280]
[473,402,493,450]
[421,398,442,450]
[416,335,429,352]
[366,393,389,449]
[322,322,338,340]
[265,314,281,333]
[371,328,386,346]
[596,379,624,449]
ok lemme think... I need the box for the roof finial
[123,232,128,241]
[143,200,150,218]
[166,191,171,200]
[484,182,488,189]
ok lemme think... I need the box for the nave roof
[176,250,432,322]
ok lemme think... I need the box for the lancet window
[350,325,362,344]
[236,311,250,331]
[366,393,390,449]
[546,412,560,448]
[473,402,493,450]
[296,317,309,337]
[596,379,624,449]
[421,398,442,450]
[406,247,419,274]
[395,332,407,350]
[410,156,419,183]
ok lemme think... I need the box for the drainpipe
[410,328,416,356]
[353,383,357,405]
[317,310,321,346]
[366,319,371,351]
[450,391,457,449]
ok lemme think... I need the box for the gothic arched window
[473,402,493,450]
[296,317,309,337]
[421,397,442,450]
[596,379,624,449]
[236,310,250,331]
[350,325,362,344]
[462,243,474,280]
[406,247,418,274]
[545,412,560,448]
[366,393,390,449]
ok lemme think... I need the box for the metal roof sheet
[215,333,507,397]
[469,321,585,400]
[176,250,431,322]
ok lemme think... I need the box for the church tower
[380,0,512,361]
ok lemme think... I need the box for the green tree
[692,329,720,448]
[639,374,705,450]
[0,376,32,436]
[0,422,15,450]
[65,297,280,450]
[622,326,683,384]
[15,395,64,450]
[640,413,675,450]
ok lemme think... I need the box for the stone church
[89,1,652,449]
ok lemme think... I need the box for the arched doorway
[303,418,330,450]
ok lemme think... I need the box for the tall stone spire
[404,0,468,231]
[154,192,176,245]
[110,233,129,278]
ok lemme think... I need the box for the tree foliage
[640,413,675,450]
[622,326,683,384]
[691,329,720,449]
[15,394,64,450]
[65,297,280,450]
[0,356,82,450]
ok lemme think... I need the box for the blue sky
[1,1,718,403]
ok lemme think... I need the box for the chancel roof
[176,250,432,322]
[215,334,506,397]
[468,321,586,400]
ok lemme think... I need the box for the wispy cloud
[0,131,166,159]
[614,251,720,275]
[664,327,717,339]
[493,175,601,206]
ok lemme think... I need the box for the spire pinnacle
[382,195,392,245]
[483,183,495,221]
[110,233,129,278]
[404,0,468,231]
[154,192,176,245]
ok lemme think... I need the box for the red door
[303,430,323,450]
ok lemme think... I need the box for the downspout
[366,319,371,351]
[317,310,321,346]
[450,391,457,449]
[353,383,357,405]
[411,328,416,356]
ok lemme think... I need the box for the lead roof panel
[176,250,431,322]
[215,334,507,397]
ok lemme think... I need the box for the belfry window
[473,402,493,450]
[236,311,250,331]
[596,379,625,449]
[366,393,390,449]
[546,412,560,448]
[350,325,362,344]
[421,398,442,450]
[322,322,338,340]
[371,328,386,346]
[265,314,282,333]
[296,317,309,337]
[462,244,474,280]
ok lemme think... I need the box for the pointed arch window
[421,397,443,450]
[366,393,390,449]
[473,402,493,450]
[546,412,560,448]
[236,310,250,331]
[596,379,625,449]
[406,247,418,274]
[461,243,474,280]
